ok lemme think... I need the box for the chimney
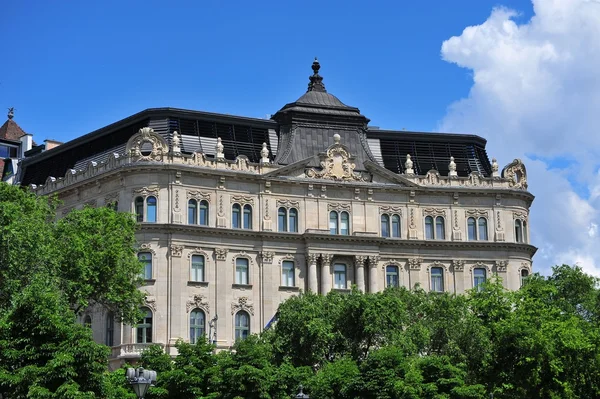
[43,139,63,151]
[19,134,33,157]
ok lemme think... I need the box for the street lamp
[295,385,309,399]
[126,367,157,399]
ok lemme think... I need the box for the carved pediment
[305,134,365,182]
[502,159,528,190]
[126,127,168,162]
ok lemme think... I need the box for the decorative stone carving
[468,172,483,186]
[513,211,527,220]
[104,192,119,205]
[428,261,448,272]
[448,157,457,177]
[218,176,226,190]
[408,208,418,239]
[215,137,225,160]
[495,260,508,272]
[452,260,465,272]
[126,127,168,162]
[380,206,402,215]
[186,294,209,313]
[471,262,493,273]
[354,255,367,265]
[321,254,333,266]
[277,199,300,209]
[305,134,364,181]
[452,209,462,241]
[231,195,254,205]
[187,190,211,202]
[328,203,351,212]
[170,245,183,257]
[232,155,250,171]
[502,159,528,189]
[520,262,532,273]
[368,255,380,266]
[261,251,274,264]
[186,247,209,260]
[215,248,228,261]
[231,297,254,315]
[171,131,181,155]
[145,296,157,312]
[404,154,414,174]
[425,170,442,185]
[260,142,270,164]
[307,253,319,263]
[264,181,271,193]
[263,198,272,231]
[217,195,226,228]
[495,211,505,241]
[408,257,423,270]
[422,208,446,217]
[466,209,489,217]
[491,158,500,177]
[133,186,159,198]
[278,254,295,268]
[354,188,360,200]
[138,243,156,255]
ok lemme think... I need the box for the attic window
[140,141,153,156]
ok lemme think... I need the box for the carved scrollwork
[104,192,119,205]
[380,206,403,215]
[278,254,295,268]
[495,260,509,272]
[133,186,159,198]
[471,262,493,273]
[187,247,209,261]
[452,260,465,272]
[368,255,381,267]
[170,245,184,257]
[427,261,449,272]
[466,209,489,218]
[408,257,423,270]
[186,294,209,313]
[144,296,157,312]
[126,127,168,162]
[321,254,333,266]
[354,255,367,266]
[276,199,300,209]
[513,211,528,221]
[138,243,156,255]
[305,134,365,181]
[422,208,446,217]
[214,248,228,261]
[306,253,319,264]
[187,190,211,202]
[230,195,254,206]
[328,203,351,212]
[231,296,254,315]
[502,159,528,190]
[261,251,274,264]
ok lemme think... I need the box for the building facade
[17,60,535,367]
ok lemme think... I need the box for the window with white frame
[134,196,157,223]
[138,252,153,280]
[281,260,295,287]
[188,199,209,226]
[381,214,401,238]
[235,258,249,285]
[278,207,298,233]
[329,211,350,235]
[235,311,250,341]
[473,268,486,291]
[467,217,488,241]
[425,215,445,240]
[386,265,399,288]
[191,254,205,282]
[430,267,444,292]
[136,307,153,343]
[190,309,205,344]
[333,263,347,289]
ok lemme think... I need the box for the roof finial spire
[7,107,15,120]
[307,57,327,93]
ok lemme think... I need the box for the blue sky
[2,0,532,141]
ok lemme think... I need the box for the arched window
[135,197,144,222]
[282,260,295,287]
[136,307,153,343]
[520,269,529,287]
[515,220,523,243]
[236,258,249,285]
[386,265,399,288]
[188,199,198,224]
[340,212,350,235]
[289,208,298,233]
[191,254,205,282]
[105,312,114,346]
[473,268,486,291]
[190,309,205,344]
[391,214,401,238]
[243,205,252,229]
[431,267,444,292]
[435,216,445,240]
[146,196,157,223]
[199,200,209,226]
[278,207,287,232]
[138,252,152,280]
[381,214,390,237]
[478,218,488,241]
[235,311,250,341]
[329,211,339,235]
[232,204,241,229]
[467,217,476,241]
[334,264,347,289]
[425,216,434,239]
[84,315,92,327]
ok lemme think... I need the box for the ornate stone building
[17,60,535,367]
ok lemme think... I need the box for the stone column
[320,254,332,294]
[354,255,366,292]
[307,253,319,293]
[368,255,380,293]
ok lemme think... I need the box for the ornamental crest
[305,134,364,181]
[126,127,168,162]
[231,296,254,315]
[502,159,528,190]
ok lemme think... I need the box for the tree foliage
[139,265,600,399]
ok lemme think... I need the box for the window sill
[232,283,253,289]
[188,281,209,287]
[278,286,300,292]
[141,279,156,285]
[333,288,351,293]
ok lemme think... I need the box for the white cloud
[440,0,600,277]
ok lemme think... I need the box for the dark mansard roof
[18,60,492,186]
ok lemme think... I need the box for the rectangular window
[386,266,399,288]
[474,268,486,290]
[236,258,249,285]
[191,254,204,282]
[431,267,444,292]
[138,252,152,280]
[334,264,346,289]
[282,261,295,287]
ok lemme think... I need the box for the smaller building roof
[0,108,27,141]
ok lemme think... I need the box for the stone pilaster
[307,252,319,293]
[368,255,380,293]
[320,254,332,294]
[354,255,367,292]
